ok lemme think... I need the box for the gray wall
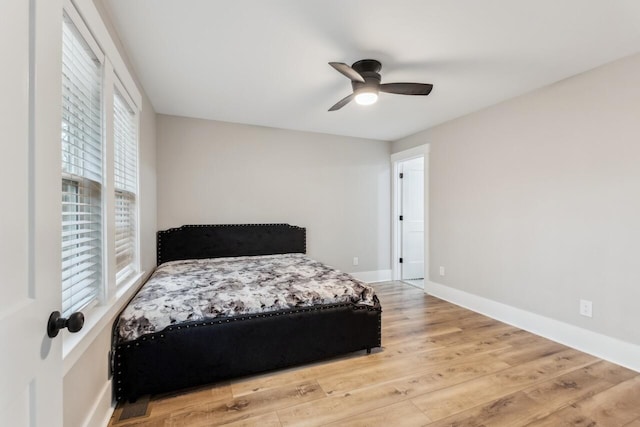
[157,115,391,273]
[393,53,640,345]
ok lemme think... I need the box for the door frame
[391,145,429,288]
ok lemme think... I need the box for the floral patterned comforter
[116,253,377,342]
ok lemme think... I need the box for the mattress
[116,253,377,343]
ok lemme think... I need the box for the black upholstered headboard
[157,224,306,265]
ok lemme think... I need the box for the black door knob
[47,311,84,338]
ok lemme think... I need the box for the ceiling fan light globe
[355,92,378,106]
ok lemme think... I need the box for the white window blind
[61,14,103,317]
[114,90,138,284]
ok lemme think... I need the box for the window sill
[62,271,147,375]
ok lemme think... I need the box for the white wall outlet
[353,257,359,266]
[439,266,445,276]
[579,299,593,318]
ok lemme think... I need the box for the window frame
[61,0,144,368]
[60,6,105,317]
[113,81,140,287]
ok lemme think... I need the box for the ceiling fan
[328,59,433,111]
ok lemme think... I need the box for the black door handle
[47,311,84,338]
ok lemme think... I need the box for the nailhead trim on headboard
[156,223,307,266]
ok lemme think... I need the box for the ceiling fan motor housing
[351,59,382,93]
[352,59,382,74]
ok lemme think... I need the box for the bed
[112,224,382,402]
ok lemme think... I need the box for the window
[60,13,103,316]
[60,3,142,330]
[113,90,138,284]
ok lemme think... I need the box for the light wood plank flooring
[109,281,640,426]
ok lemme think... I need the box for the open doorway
[392,145,428,290]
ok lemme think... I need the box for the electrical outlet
[353,257,359,266]
[579,299,593,318]
[439,266,445,276]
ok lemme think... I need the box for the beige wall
[138,100,158,273]
[63,2,157,427]
[157,115,391,273]
[393,53,640,345]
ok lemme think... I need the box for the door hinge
[399,258,403,263]
[399,172,404,179]
[399,215,403,221]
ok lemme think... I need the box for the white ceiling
[103,0,640,141]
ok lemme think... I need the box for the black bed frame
[113,224,382,402]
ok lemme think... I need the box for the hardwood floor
[109,281,640,426]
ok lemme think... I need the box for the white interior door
[0,1,63,425]
[400,157,425,280]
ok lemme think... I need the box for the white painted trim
[391,159,401,280]
[63,271,146,374]
[351,269,392,283]
[81,381,113,427]
[426,280,640,373]
[390,144,431,162]
[63,0,104,64]
[71,0,142,109]
[391,145,429,284]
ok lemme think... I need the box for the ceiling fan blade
[328,93,355,111]
[329,62,365,83]
[379,83,433,96]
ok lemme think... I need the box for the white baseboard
[82,381,114,427]
[426,280,640,373]
[351,269,392,283]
